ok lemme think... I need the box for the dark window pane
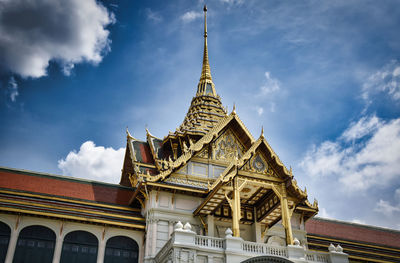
[27,240,35,247]
[37,241,45,248]
[60,231,98,263]
[0,222,10,263]
[13,225,55,263]
[104,236,138,263]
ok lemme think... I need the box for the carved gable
[212,129,245,163]
[195,144,210,159]
[241,150,279,178]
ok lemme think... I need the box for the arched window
[12,225,56,263]
[241,256,294,263]
[104,236,138,263]
[0,222,11,263]
[60,231,98,263]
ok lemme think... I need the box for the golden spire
[169,5,226,138]
[196,5,217,97]
[200,5,212,82]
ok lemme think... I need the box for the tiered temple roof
[120,5,318,245]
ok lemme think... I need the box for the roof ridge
[0,166,133,189]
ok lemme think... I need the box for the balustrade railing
[195,235,225,249]
[305,251,330,263]
[241,241,288,257]
[154,229,340,263]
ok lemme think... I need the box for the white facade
[142,190,348,263]
[0,213,144,263]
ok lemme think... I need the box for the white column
[5,228,19,263]
[207,215,214,237]
[253,222,262,243]
[168,221,174,238]
[97,239,106,263]
[52,236,63,263]
[145,220,151,257]
[151,219,158,256]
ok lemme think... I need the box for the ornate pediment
[195,144,210,159]
[241,151,279,178]
[212,129,245,163]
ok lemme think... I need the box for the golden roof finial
[232,102,236,114]
[261,126,264,138]
[126,126,132,139]
[200,5,212,82]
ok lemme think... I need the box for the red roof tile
[306,217,400,248]
[0,168,134,206]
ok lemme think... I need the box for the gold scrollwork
[242,153,278,177]
[214,130,244,162]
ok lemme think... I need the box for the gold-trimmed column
[281,194,294,245]
[232,177,241,237]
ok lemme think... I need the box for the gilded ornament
[214,130,244,162]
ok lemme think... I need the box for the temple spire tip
[198,4,214,93]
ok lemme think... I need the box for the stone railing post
[287,238,306,262]
[329,244,349,263]
[224,228,247,263]
[172,221,196,246]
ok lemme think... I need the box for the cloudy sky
[1,0,399,230]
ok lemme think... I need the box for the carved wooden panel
[195,145,209,159]
[212,129,245,162]
[242,151,278,178]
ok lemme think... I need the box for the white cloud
[270,102,276,113]
[145,8,162,23]
[250,72,281,116]
[374,188,400,218]
[393,67,400,77]
[351,219,366,225]
[220,0,244,4]
[257,106,264,116]
[374,199,400,217]
[6,76,19,102]
[181,11,203,23]
[362,60,400,102]
[61,63,75,77]
[395,188,400,201]
[58,141,125,184]
[301,115,400,191]
[0,0,115,78]
[341,115,382,142]
[260,72,281,96]
[318,208,334,219]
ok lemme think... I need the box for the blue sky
[1,0,400,230]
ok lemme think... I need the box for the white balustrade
[195,235,225,249]
[305,251,330,263]
[153,229,345,263]
[241,240,288,257]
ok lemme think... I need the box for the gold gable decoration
[195,144,210,159]
[241,151,278,178]
[213,129,245,162]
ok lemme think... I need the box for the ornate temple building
[0,6,399,263]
